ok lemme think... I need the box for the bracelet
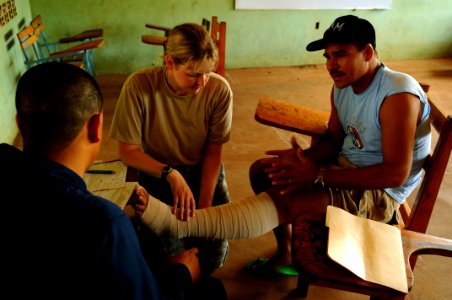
[314,167,325,189]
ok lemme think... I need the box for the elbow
[117,143,139,161]
[381,159,411,188]
[118,147,129,160]
[387,169,410,188]
[390,178,406,188]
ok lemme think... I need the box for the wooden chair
[141,16,226,76]
[141,23,171,46]
[29,15,104,79]
[254,86,452,299]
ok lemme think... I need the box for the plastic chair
[254,85,452,299]
[29,15,104,79]
[17,24,84,69]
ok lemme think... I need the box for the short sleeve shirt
[109,66,233,165]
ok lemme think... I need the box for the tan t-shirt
[109,66,233,165]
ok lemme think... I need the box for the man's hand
[261,136,318,194]
[130,184,149,218]
[167,247,201,283]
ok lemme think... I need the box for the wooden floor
[97,58,452,300]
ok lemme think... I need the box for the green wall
[0,0,31,144]
[28,0,452,75]
[1,0,451,144]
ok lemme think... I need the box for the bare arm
[118,142,164,177]
[118,141,196,220]
[198,143,223,208]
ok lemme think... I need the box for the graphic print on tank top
[346,116,366,150]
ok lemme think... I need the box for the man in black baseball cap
[306,15,376,51]
[245,15,431,277]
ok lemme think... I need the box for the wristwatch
[313,167,325,189]
[161,165,174,181]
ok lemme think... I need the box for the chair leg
[85,49,96,80]
[292,276,309,298]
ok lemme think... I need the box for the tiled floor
[97,58,452,300]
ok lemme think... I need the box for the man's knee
[249,159,272,193]
[196,239,229,274]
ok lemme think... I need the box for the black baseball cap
[306,15,376,52]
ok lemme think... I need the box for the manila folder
[325,206,408,293]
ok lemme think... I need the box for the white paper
[84,160,127,191]
[326,206,407,293]
[92,182,137,210]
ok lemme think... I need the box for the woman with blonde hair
[110,23,233,275]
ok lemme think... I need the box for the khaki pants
[326,154,400,224]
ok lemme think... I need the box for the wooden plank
[255,96,329,136]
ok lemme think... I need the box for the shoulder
[203,72,233,105]
[380,65,420,91]
[208,72,232,92]
[44,170,127,224]
[378,65,427,101]
[83,193,127,223]
[0,143,22,164]
[0,144,26,188]
[210,72,230,85]
[123,66,164,89]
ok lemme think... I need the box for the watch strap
[161,165,174,181]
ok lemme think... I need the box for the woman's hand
[167,170,196,221]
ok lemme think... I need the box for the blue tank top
[334,64,431,204]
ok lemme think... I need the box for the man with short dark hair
[0,62,227,299]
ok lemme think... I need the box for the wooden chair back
[210,16,226,76]
[400,99,452,233]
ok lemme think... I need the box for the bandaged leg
[141,192,279,240]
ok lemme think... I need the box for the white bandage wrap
[141,192,279,240]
